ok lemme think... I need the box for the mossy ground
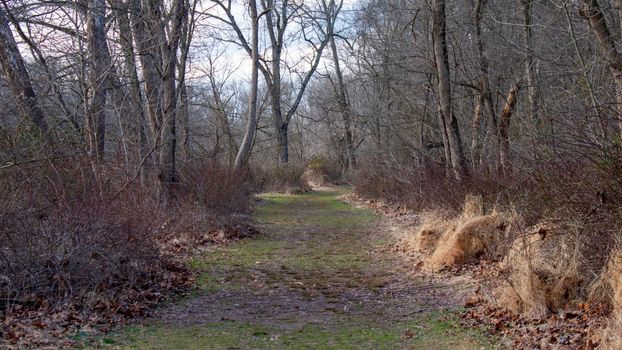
[94,189,499,349]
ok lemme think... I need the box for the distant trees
[4,0,622,199]
[209,0,337,164]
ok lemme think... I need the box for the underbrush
[352,145,622,349]
[252,155,344,194]
[0,158,255,348]
[254,164,310,194]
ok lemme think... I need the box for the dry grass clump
[396,195,516,271]
[423,194,515,271]
[426,213,514,271]
[606,251,622,312]
[396,211,457,255]
[598,317,622,350]
[594,250,622,349]
[495,224,591,319]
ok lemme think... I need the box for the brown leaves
[460,302,607,349]
[0,255,195,348]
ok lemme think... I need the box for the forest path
[104,188,497,349]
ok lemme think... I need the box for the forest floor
[93,188,499,349]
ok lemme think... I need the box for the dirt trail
[104,188,498,349]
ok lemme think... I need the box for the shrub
[256,163,310,194]
[0,157,254,340]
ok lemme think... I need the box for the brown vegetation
[352,141,622,348]
[0,157,255,347]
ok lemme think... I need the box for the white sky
[189,0,361,84]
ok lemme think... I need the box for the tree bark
[86,0,107,161]
[432,0,468,180]
[111,0,151,183]
[582,0,622,137]
[521,0,538,124]
[0,7,49,134]
[499,83,520,177]
[234,0,259,170]
[130,0,187,202]
[327,0,356,170]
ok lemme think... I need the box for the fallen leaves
[460,297,608,349]
[1,218,259,349]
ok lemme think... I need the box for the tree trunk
[158,63,178,200]
[112,0,151,183]
[86,0,107,161]
[0,7,49,133]
[130,0,186,202]
[432,0,468,180]
[521,0,538,124]
[277,121,289,164]
[499,83,520,177]
[157,0,186,201]
[179,81,191,161]
[471,0,498,174]
[471,87,484,167]
[272,53,288,163]
[130,0,162,145]
[582,0,622,137]
[234,0,259,170]
[329,12,356,170]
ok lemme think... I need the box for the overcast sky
[188,0,361,84]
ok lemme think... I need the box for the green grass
[92,188,500,350]
[94,313,497,350]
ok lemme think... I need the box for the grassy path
[102,189,497,349]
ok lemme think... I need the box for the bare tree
[260,0,331,163]
[582,0,622,138]
[325,0,356,171]
[234,0,260,170]
[470,0,497,171]
[0,6,49,134]
[130,0,189,201]
[432,0,467,180]
[498,83,520,176]
[86,0,107,160]
[110,0,151,183]
[521,0,538,123]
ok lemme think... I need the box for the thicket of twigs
[0,137,255,347]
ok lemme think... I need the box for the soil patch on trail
[98,189,499,349]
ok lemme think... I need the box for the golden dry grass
[594,250,622,349]
[396,195,515,272]
[426,214,511,271]
[495,224,587,319]
[396,211,456,255]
